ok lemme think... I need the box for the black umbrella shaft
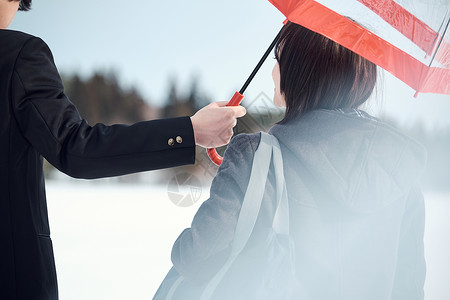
[239,26,284,95]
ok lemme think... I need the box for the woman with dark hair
[163,22,426,299]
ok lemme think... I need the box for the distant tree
[161,76,208,119]
[187,76,210,111]
[62,71,155,125]
[161,78,182,118]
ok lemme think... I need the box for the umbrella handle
[205,26,284,166]
[207,91,244,166]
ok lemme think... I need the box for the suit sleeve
[11,37,195,179]
[171,134,263,283]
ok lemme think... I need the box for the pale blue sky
[10,0,450,128]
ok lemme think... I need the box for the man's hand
[190,101,246,148]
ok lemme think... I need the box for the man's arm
[11,36,243,178]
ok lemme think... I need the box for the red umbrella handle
[206,27,283,166]
[207,91,244,166]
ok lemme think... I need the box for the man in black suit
[0,1,246,299]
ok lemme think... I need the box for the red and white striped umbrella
[269,0,450,95]
[207,0,449,166]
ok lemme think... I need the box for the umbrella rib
[428,17,449,68]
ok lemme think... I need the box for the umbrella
[269,0,449,95]
[207,0,449,166]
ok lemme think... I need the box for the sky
[10,0,450,129]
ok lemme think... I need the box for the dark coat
[0,29,195,299]
[171,109,427,300]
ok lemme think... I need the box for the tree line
[43,71,449,192]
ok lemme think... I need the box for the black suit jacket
[0,29,195,299]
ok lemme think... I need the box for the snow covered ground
[45,181,450,300]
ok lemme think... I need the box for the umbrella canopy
[269,0,450,95]
[207,0,449,166]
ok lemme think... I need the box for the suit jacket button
[176,136,183,144]
[168,138,175,146]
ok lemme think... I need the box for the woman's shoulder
[228,132,261,152]
[220,132,262,170]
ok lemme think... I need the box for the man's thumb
[229,105,247,118]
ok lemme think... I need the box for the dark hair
[275,22,377,123]
[9,0,32,11]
